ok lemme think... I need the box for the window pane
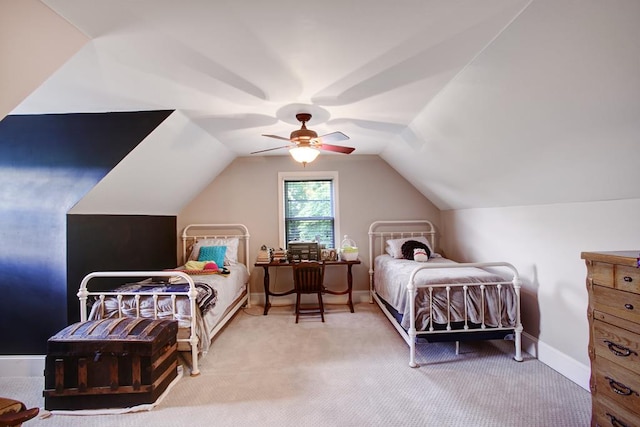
[285,181,332,217]
[286,219,334,245]
[284,180,335,248]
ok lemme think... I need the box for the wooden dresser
[582,251,640,427]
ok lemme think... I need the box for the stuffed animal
[413,247,429,262]
[401,239,431,261]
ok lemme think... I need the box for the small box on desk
[43,318,178,410]
[287,242,319,262]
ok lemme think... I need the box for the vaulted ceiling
[10,0,640,210]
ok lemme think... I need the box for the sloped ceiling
[0,0,87,117]
[12,0,640,210]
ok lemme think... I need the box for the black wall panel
[0,111,173,354]
[66,214,177,324]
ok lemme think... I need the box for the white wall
[441,198,640,389]
[178,154,441,298]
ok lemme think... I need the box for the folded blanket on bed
[87,281,215,355]
[91,281,218,316]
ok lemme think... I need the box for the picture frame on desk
[321,248,338,261]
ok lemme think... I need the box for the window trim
[278,171,340,249]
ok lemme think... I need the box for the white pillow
[189,238,240,265]
[386,236,433,259]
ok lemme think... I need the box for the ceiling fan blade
[318,131,349,143]
[250,145,291,154]
[262,134,291,141]
[319,144,355,154]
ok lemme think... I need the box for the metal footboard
[78,271,201,376]
[368,220,523,367]
[406,262,523,367]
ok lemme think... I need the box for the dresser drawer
[593,394,639,427]
[593,319,640,376]
[590,261,615,288]
[593,285,640,325]
[616,265,640,295]
[594,356,640,415]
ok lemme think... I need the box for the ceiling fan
[251,113,355,165]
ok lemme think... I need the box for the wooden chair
[292,261,326,323]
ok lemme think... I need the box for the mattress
[374,255,518,331]
[87,264,249,354]
[191,264,248,338]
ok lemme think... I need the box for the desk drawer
[593,285,640,325]
[594,357,640,415]
[593,319,640,376]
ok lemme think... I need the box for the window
[278,171,340,249]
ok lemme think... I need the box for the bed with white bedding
[368,220,523,367]
[78,224,250,376]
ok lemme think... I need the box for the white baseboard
[0,355,45,377]
[521,332,590,391]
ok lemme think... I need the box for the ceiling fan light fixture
[255,112,354,160]
[289,146,320,166]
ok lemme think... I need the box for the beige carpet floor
[2,302,591,426]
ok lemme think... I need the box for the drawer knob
[624,303,634,310]
[605,376,639,397]
[606,412,630,427]
[623,276,633,282]
[605,340,638,357]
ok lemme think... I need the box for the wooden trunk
[44,318,178,410]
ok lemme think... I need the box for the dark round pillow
[401,240,431,260]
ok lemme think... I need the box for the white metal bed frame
[368,220,523,367]
[77,223,251,376]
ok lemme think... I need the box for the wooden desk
[254,259,361,315]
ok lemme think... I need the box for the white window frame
[278,171,341,249]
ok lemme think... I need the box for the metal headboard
[181,223,251,266]
[367,220,436,302]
